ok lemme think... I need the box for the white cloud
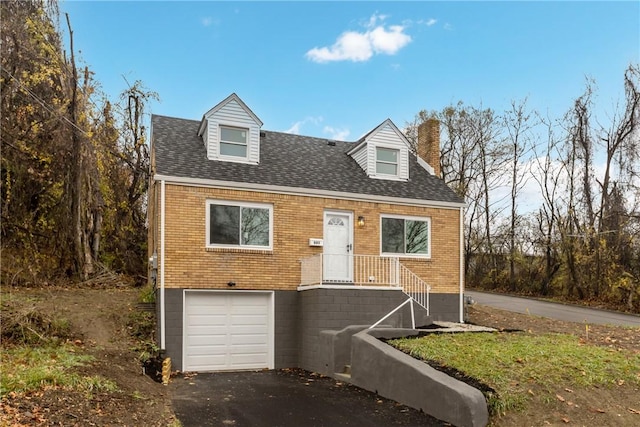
[201,17,213,26]
[323,126,350,141]
[425,18,437,27]
[444,22,453,31]
[369,25,410,55]
[366,13,388,27]
[305,14,412,63]
[285,116,323,134]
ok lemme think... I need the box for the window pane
[406,220,429,254]
[221,127,247,144]
[376,162,398,175]
[210,205,240,244]
[377,148,398,163]
[381,217,404,253]
[220,142,247,157]
[241,207,270,246]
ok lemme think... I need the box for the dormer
[347,119,410,181]
[197,93,263,164]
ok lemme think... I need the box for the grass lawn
[390,331,640,416]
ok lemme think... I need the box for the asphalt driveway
[170,368,446,427]
[466,290,640,327]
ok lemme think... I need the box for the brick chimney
[417,118,441,178]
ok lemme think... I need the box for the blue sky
[60,1,639,141]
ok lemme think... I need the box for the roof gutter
[153,174,466,210]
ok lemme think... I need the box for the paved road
[466,290,640,327]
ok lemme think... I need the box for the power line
[1,65,91,138]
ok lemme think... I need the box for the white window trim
[206,200,273,250]
[375,146,400,178]
[380,214,431,259]
[218,124,249,161]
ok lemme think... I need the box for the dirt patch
[0,287,176,427]
[467,304,640,426]
[468,303,640,352]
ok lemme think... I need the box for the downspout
[459,206,465,323]
[160,180,166,350]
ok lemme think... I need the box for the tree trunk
[66,14,93,280]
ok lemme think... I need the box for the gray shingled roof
[151,114,464,205]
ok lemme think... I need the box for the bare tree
[531,114,564,295]
[503,99,535,290]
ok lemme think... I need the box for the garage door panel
[229,326,269,342]
[187,323,228,335]
[229,316,267,328]
[184,292,273,372]
[231,295,268,305]
[186,325,230,336]
[229,333,268,345]
[188,334,229,346]
[186,354,227,368]
[187,345,228,356]
[230,302,267,309]
[188,314,226,322]
[229,352,269,365]
[188,302,227,313]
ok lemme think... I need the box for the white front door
[323,211,353,282]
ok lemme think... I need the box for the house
[147,93,465,374]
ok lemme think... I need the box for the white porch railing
[299,254,431,315]
[398,263,431,316]
[300,254,399,286]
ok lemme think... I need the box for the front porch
[299,254,431,316]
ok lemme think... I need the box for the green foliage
[127,310,158,362]
[137,285,156,303]
[1,1,75,283]
[390,332,640,415]
[0,344,118,395]
[1,1,157,283]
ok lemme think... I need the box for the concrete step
[333,372,351,381]
[343,364,351,375]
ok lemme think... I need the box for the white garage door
[183,291,273,372]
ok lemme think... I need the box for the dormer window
[198,93,263,165]
[347,119,410,182]
[220,126,248,158]
[376,147,399,176]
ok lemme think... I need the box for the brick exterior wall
[155,184,462,295]
[417,119,441,178]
